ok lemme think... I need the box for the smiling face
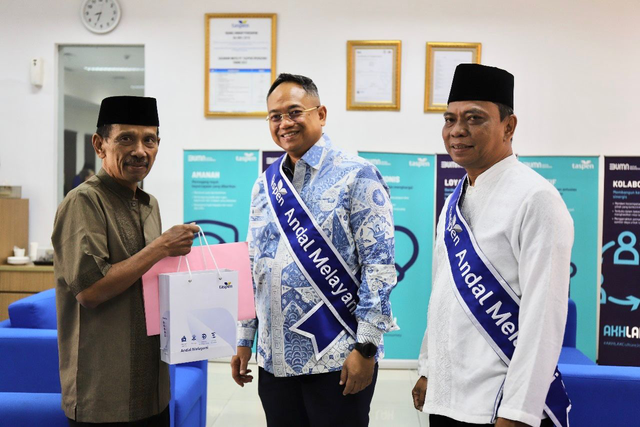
[266,82,326,163]
[442,100,517,182]
[93,124,160,191]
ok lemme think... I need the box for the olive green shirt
[52,169,170,422]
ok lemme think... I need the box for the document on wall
[431,50,474,105]
[354,48,395,104]
[207,16,275,115]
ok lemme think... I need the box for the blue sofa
[558,299,596,365]
[556,300,640,426]
[0,289,207,427]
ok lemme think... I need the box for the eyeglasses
[266,106,321,123]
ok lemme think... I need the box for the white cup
[13,247,25,257]
[29,242,39,261]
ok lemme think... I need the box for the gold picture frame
[205,13,277,117]
[424,42,481,113]
[347,40,401,111]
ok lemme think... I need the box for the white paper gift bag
[158,229,238,364]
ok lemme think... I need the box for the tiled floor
[206,361,430,426]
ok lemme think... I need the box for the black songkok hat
[447,64,514,109]
[96,96,159,127]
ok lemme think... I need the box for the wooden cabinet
[0,198,29,264]
[0,265,54,321]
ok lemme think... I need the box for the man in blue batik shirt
[230,73,397,427]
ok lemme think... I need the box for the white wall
[1,0,639,245]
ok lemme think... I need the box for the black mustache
[124,160,148,166]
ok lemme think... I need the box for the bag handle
[175,224,223,281]
[176,256,193,283]
[195,225,222,275]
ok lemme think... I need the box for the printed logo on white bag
[219,280,233,290]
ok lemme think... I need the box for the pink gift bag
[142,228,255,336]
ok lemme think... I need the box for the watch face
[356,342,377,358]
[81,0,121,34]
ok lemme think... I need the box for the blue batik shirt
[238,134,398,377]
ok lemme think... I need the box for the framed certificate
[347,40,401,111]
[424,42,481,113]
[205,13,277,117]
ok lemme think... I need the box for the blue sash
[263,155,360,358]
[443,178,571,427]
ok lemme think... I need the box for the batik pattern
[238,135,397,377]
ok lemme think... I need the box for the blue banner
[435,154,466,226]
[358,152,435,359]
[519,156,599,361]
[261,150,284,173]
[600,156,640,366]
[184,150,259,245]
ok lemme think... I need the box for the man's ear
[92,133,106,159]
[318,105,327,126]
[504,114,517,142]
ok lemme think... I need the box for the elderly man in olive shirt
[52,96,199,426]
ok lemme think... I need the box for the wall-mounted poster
[424,42,481,113]
[359,152,435,360]
[520,156,600,362]
[600,156,640,366]
[347,40,401,111]
[184,150,259,244]
[205,14,276,117]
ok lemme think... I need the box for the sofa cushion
[0,328,61,393]
[8,288,57,329]
[174,366,206,425]
[560,363,640,426]
[0,392,68,427]
[559,347,595,365]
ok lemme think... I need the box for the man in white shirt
[412,64,573,427]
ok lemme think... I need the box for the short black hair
[496,102,514,121]
[95,124,159,139]
[267,73,319,101]
[96,124,112,139]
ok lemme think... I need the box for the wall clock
[81,0,121,34]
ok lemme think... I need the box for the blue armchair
[0,328,67,427]
[559,299,596,365]
[0,289,207,427]
[557,299,640,426]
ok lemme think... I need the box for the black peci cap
[447,64,514,109]
[96,96,159,128]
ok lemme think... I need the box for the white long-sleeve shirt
[418,155,574,426]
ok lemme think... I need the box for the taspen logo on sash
[264,154,360,358]
[442,178,571,427]
[270,176,287,205]
[447,207,463,237]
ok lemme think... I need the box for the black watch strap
[354,342,377,358]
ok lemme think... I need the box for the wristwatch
[354,342,377,359]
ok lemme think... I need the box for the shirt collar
[96,168,151,204]
[473,154,518,187]
[297,134,331,171]
[282,155,295,181]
